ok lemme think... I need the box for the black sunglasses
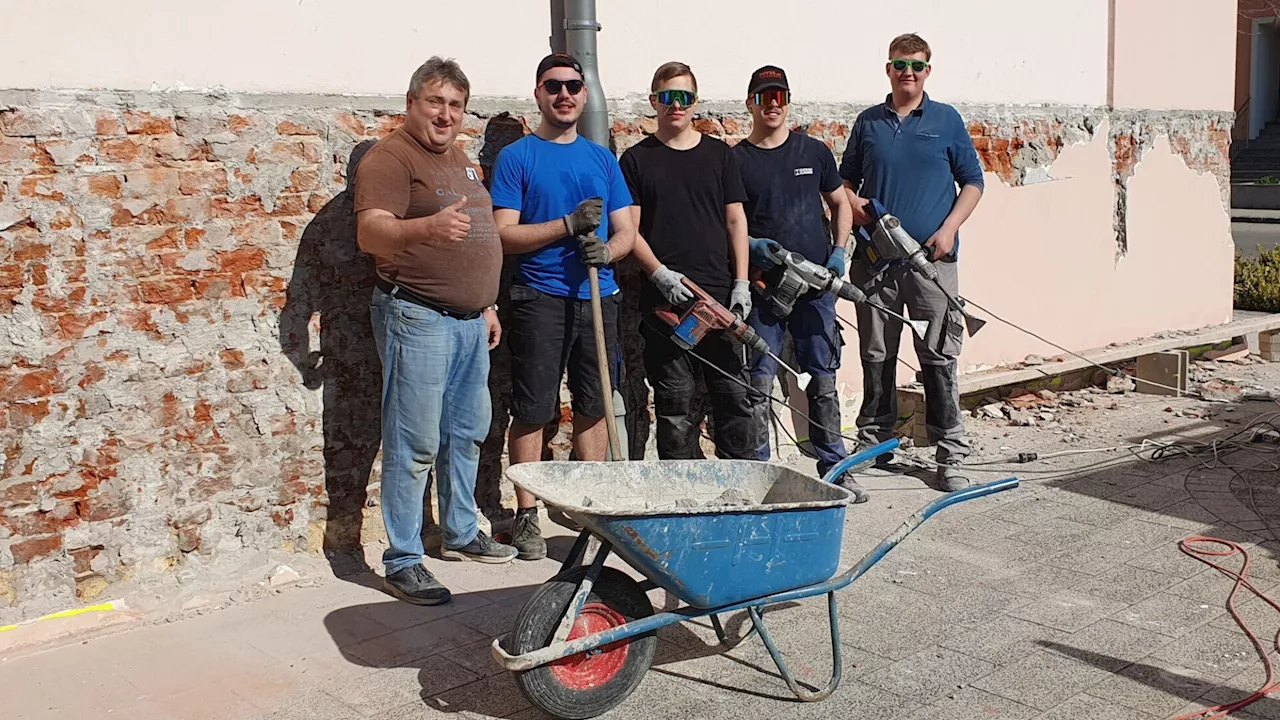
[541,78,585,95]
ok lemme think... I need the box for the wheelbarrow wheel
[506,566,656,720]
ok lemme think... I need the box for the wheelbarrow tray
[505,459,855,609]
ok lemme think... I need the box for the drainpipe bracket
[564,20,602,31]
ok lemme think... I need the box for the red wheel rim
[549,602,630,690]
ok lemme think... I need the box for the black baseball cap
[536,53,584,82]
[747,65,789,96]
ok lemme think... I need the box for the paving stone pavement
[4,439,1280,719]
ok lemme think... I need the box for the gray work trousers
[849,257,971,463]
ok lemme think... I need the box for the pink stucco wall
[1113,0,1237,111]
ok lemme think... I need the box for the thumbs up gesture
[427,195,472,243]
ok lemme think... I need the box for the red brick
[0,264,22,288]
[270,194,308,217]
[0,137,35,164]
[195,275,239,299]
[179,167,229,196]
[277,120,319,136]
[211,196,265,219]
[60,312,109,340]
[0,368,63,402]
[99,137,142,163]
[1,501,77,537]
[13,238,48,262]
[243,273,287,308]
[69,545,104,574]
[218,247,265,274]
[219,349,246,369]
[334,112,367,138]
[287,167,320,193]
[96,114,123,136]
[9,399,51,428]
[137,278,194,304]
[144,226,183,253]
[77,361,107,388]
[78,491,131,522]
[11,535,62,564]
[373,114,405,137]
[29,263,48,287]
[18,174,63,201]
[228,115,251,133]
[272,507,295,528]
[62,259,87,284]
[0,481,38,507]
[123,110,174,135]
[307,193,331,213]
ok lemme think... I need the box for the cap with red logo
[747,65,789,96]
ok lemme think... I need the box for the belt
[376,278,483,321]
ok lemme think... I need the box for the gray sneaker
[441,530,518,564]
[936,460,971,492]
[511,509,547,561]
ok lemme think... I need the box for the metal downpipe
[562,0,609,148]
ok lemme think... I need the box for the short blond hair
[888,33,931,61]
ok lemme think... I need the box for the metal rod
[552,539,612,644]
[819,438,900,484]
[749,592,843,701]
[558,529,592,576]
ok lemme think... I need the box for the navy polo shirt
[838,92,984,260]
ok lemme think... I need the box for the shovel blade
[795,372,812,392]
[963,313,987,336]
[908,320,930,340]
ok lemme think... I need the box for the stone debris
[1024,354,1045,366]
[1199,379,1244,403]
[1009,410,1037,427]
[268,565,301,589]
[1036,390,1058,402]
[980,403,1006,419]
[1107,375,1136,394]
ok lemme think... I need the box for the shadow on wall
[279,139,391,577]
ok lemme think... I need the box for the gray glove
[651,265,692,305]
[577,234,610,267]
[564,197,603,237]
[730,279,752,319]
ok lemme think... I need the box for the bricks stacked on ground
[1261,330,1280,362]
[0,91,1233,621]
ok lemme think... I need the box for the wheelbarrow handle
[830,476,1018,590]
[821,438,900,484]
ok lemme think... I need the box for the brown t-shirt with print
[353,127,502,313]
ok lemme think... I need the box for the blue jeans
[371,287,491,575]
[746,292,848,474]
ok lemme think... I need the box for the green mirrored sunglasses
[891,59,930,73]
[654,89,697,107]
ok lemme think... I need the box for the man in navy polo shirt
[839,33,984,492]
[733,65,866,502]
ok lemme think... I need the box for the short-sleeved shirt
[619,134,747,309]
[488,134,632,299]
[734,131,843,265]
[352,127,502,313]
[838,92,984,260]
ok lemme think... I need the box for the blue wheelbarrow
[490,439,1018,719]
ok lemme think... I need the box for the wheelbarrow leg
[748,592,843,702]
[557,529,593,576]
[553,539,613,644]
[710,614,727,643]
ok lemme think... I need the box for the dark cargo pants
[849,257,971,463]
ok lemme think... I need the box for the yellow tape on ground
[0,601,119,633]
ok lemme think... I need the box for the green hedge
[1236,245,1280,312]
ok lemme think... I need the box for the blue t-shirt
[734,132,844,266]
[839,93,984,260]
[488,134,632,298]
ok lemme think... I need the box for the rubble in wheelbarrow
[580,486,757,511]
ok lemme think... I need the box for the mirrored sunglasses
[654,89,697,107]
[751,89,790,106]
[891,59,929,73]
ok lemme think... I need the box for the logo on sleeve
[465,167,480,183]
[793,167,813,176]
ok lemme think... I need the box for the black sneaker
[383,564,451,606]
[511,509,547,561]
[441,530,518,564]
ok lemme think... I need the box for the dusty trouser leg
[746,303,786,461]
[641,321,701,459]
[789,294,847,476]
[848,261,904,453]
[901,259,971,484]
[698,333,758,460]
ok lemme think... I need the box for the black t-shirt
[733,132,843,265]
[619,134,747,309]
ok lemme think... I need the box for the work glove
[577,234,610,267]
[730,279,752,320]
[748,236,784,270]
[825,245,847,278]
[650,265,693,305]
[563,197,603,237]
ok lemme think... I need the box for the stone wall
[0,90,1231,620]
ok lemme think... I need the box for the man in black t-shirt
[619,61,755,460]
[733,65,865,501]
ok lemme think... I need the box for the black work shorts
[506,283,622,426]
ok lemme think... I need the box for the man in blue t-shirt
[839,33,985,492]
[733,65,866,503]
[489,53,637,560]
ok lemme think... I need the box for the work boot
[511,508,547,561]
[383,564,451,606]
[441,530,518,564]
[833,473,870,504]
[936,459,971,493]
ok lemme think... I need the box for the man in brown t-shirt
[353,56,517,606]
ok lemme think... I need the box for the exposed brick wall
[0,91,1232,620]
